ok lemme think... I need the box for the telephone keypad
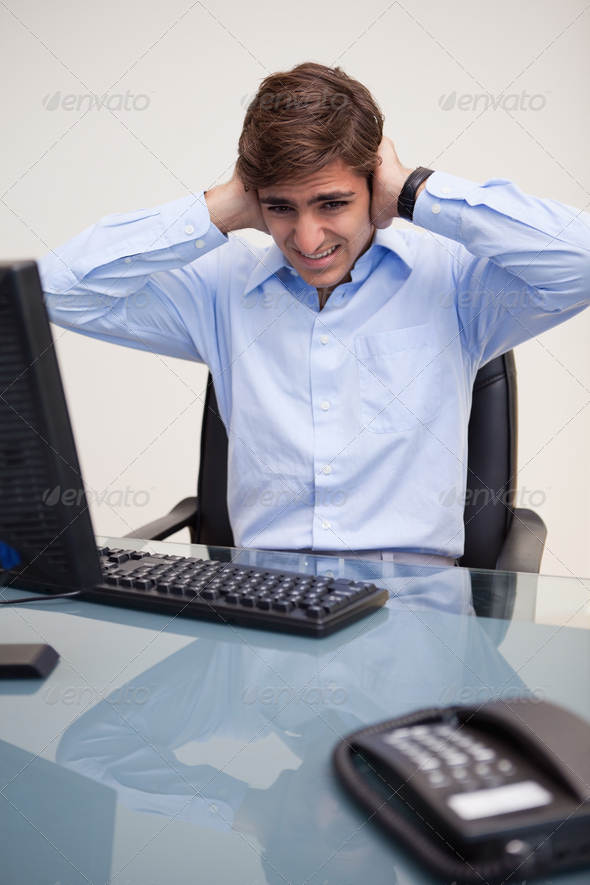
[383,723,520,793]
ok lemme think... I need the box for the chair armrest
[495,508,547,574]
[124,497,198,542]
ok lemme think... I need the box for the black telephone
[334,699,590,883]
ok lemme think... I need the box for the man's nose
[293,220,325,256]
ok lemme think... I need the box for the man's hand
[370,137,424,229]
[205,172,269,235]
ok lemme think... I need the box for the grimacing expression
[258,159,374,290]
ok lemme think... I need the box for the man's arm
[370,137,590,364]
[40,177,267,362]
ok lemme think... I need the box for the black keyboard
[84,547,388,636]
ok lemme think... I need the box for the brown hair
[236,63,384,190]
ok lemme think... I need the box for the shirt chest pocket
[354,325,441,433]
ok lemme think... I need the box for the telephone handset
[334,699,590,884]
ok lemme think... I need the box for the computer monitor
[0,260,102,593]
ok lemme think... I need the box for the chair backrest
[461,351,517,569]
[194,351,518,569]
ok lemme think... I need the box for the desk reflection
[56,568,523,884]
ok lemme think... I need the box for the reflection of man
[40,62,590,561]
[56,574,523,882]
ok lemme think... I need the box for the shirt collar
[243,226,414,295]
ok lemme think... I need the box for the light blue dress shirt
[39,172,590,557]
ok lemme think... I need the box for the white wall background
[1,0,589,577]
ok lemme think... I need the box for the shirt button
[322,521,331,530]
[431,203,441,214]
[321,401,330,411]
[290,269,297,277]
[184,224,194,235]
[195,239,205,249]
[320,335,329,345]
[441,186,451,194]
[124,257,132,264]
[322,465,332,474]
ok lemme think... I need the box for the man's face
[258,159,373,290]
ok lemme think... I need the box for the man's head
[236,63,384,289]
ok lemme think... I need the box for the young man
[40,63,590,566]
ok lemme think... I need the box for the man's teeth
[301,245,338,260]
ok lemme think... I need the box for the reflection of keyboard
[84,547,388,637]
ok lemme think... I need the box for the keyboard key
[416,757,440,771]
[394,742,419,755]
[434,725,455,737]
[388,728,412,739]
[135,579,156,591]
[109,552,130,564]
[445,753,470,767]
[226,593,242,604]
[306,606,324,619]
[200,588,219,601]
[471,748,496,763]
[428,772,450,788]
[410,726,431,737]
[323,601,342,614]
[420,737,446,752]
[273,600,294,613]
[497,759,516,775]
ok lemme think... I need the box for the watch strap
[397,167,435,221]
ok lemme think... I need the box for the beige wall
[1,0,589,576]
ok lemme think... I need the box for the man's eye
[266,206,292,213]
[323,201,347,210]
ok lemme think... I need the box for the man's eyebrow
[308,190,355,205]
[258,196,297,206]
[258,191,356,207]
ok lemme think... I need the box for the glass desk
[1,536,590,885]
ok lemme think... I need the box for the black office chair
[127,350,547,574]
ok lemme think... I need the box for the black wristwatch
[397,167,435,222]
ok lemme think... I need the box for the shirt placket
[309,308,343,548]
